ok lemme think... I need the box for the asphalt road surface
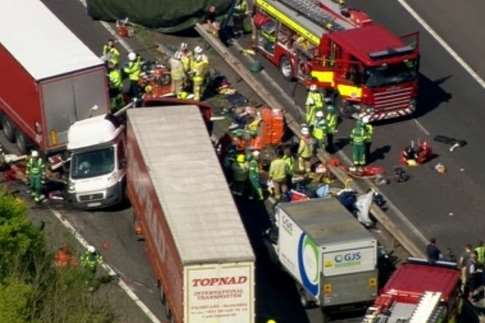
[33,0,485,322]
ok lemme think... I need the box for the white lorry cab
[67,114,126,208]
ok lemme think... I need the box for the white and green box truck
[266,197,378,312]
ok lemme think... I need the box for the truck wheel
[15,131,29,155]
[280,56,293,81]
[2,117,16,142]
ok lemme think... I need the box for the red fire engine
[363,258,462,323]
[253,0,420,121]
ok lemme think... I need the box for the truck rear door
[40,67,107,150]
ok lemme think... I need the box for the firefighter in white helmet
[123,52,142,98]
[190,46,209,101]
[169,51,186,97]
[305,84,324,126]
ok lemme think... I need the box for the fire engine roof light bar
[407,257,458,268]
[368,45,415,59]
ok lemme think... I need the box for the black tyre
[15,130,29,155]
[279,56,293,80]
[2,117,15,142]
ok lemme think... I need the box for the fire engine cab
[253,0,420,121]
[363,258,462,323]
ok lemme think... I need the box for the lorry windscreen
[363,60,417,88]
[71,147,115,179]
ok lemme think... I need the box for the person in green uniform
[362,115,373,161]
[325,105,338,153]
[81,245,103,290]
[312,110,328,150]
[232,153,249,196]
[248,150,264,200]
[26,150,45,203]
[350,120,366,167]
[107,61,124,112]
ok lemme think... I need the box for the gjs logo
[334,252,361,263]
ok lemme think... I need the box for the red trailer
[125,106,255,323]
[0,0,109,154]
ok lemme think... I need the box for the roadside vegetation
[0,191,115,323]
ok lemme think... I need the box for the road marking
[77,0,134,53]
[49,209,161,323]
[397,0,485,90]
[413,119,430,136]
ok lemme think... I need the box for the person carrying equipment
[169,51,186,97]
[102,39,120,67]
[107,61,124,112]
[80,245,103,290]
[248,150,264,200]
[26,150,45,203]
[123,52,142,98]
[362,115,373,160]
[312,110,328,150]
[325,104,338,153]
[190,46,209,101]
[305,84,324,126]
[297,127,314,173]
[232,153,249,196]
[350,120,366,167]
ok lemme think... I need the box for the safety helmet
[316,110,324,118]
[128,52,137,61]
[252,150,260,158]
[173,50,182,60]
[327,105,335,113]
[301,127,310,135]
[31,150,39,158]
[194,46,203,55]
[309,84,317,91]
[267,320,277,323]
[236,154,246,163]
[87,245,96,253]
[362,115,370,124]
[180,42,188,51]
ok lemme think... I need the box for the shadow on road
[414,74,453,118]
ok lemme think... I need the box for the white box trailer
[126,106,255,323]
[272,198,378,310]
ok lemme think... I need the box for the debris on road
[434,162,447,174]
[434,135,467,152]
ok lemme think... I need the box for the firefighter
[269,149,289,200]
[297,127,314,174]
[350,120,366,167]
[231,153,249,196]
[248,150,264,200]
[233,0,250,35]
[81,245,103,290]
[312,110,328,150]
[26,150,45,203]
[107,61,124,112]
[169,51,186,97]
[282,146,295,177]
[325,105,338,153]
[475,240,485,267]
[190,46,209,101]
[304,84,324,126]
[179,43,192,76]
[362,115,373,161]
[102,39,120,67]
[123,52,142,98]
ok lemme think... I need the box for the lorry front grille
[78,193,104,202]
[374,86,413,112]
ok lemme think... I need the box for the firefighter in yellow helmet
[231,153,249,196]
[190,46,209,101]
